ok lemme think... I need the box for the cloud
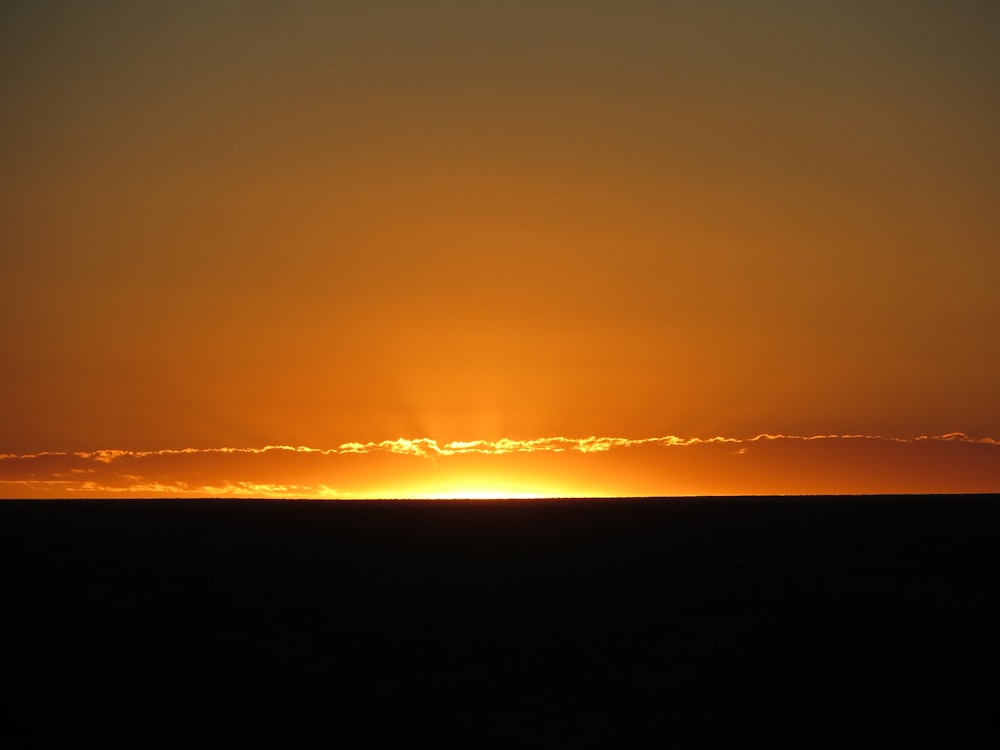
[3,431,997,467]
[1,433,998,498]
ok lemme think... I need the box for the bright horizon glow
[400,489,554,501]
[1,432,998,499]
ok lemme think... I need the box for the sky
[2,0,998,498]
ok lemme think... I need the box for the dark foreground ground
[2,495,998,747]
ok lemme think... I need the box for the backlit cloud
[1,433,998,499]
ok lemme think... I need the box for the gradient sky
[2,1,998,497]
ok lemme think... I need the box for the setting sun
[405,487,550,501]
[395,469,589,500]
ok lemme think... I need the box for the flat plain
[2,495,997,746]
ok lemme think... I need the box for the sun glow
[397,475,581,500]
[407,488,548,500]
[2,433,999,499]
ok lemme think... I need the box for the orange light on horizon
[1,433,999,499]
[381,469,595,500]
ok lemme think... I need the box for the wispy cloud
[1,433,998,498]
[4,431,993,464]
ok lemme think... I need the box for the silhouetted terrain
[2,496,997,746]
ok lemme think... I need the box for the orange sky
[2,2,998,497]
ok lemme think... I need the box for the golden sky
[2,1,998,497]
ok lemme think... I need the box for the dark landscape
[3,495,998,746]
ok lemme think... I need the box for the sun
[398,474,578,500]
[412,488,547,500]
